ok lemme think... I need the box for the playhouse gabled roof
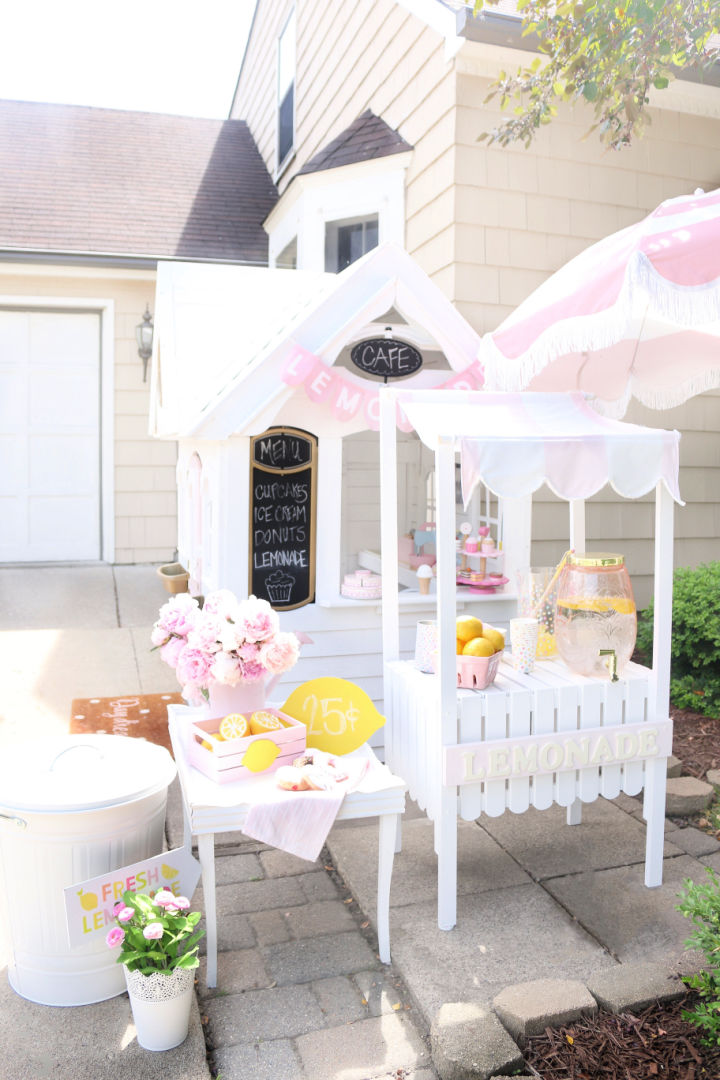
[151,242,481,440]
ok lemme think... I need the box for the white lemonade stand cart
[379,389,681,931]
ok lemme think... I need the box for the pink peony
[202,589,239,617]
[186,615,223,653]
[155,594,199,638]
[240,660,266,683]
[175,645,214,689]
[217,620,244,654]
[259,632,300,675]
[160,635,186,667]
[241,596,279,643]
[151,624,170,647]
[143,923,164,940]
[112,901,125,916]
[210,651,242,686]
[116,907,135,923]
[237,642,262,662]
[106,927,125,948]
[172,896,190,909]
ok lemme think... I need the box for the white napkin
[243,752,369,861]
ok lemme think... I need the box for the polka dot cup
[510,617,539,674]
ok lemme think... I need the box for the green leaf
[653,76,669,89]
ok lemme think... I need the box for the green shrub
[677,869,720,1045]
[636,561,720,718]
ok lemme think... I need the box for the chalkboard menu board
[249,427,317,611]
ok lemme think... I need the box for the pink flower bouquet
[151,590,300,703]
[106,890,203,975]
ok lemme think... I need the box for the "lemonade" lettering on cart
[444,720,673,786]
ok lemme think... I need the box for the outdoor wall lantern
[135,304,154,382]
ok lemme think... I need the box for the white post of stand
[380,390,400,667]
[380,389,400,816]
[436,435,458,931]
[567,499,586,826]
[644,481,674,887]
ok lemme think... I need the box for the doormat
[69,692,185,756]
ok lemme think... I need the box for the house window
[325,215,379,272]
[277,9,296,170]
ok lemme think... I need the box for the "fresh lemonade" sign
[64,847,201,948]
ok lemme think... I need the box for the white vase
[124,966,195,1052]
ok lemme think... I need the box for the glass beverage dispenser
[555,553,637,680]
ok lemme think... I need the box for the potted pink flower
[106,890,204,1051]
[151,590,300,713]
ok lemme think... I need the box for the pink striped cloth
[243,755,369,861]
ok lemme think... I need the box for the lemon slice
[219,713,249,740]
[249,710,284,735]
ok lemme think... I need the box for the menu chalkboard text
[249,427,317,610]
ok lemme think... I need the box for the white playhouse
[151,244,522,733]
[379,388,680,929]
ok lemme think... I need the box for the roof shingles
[0,100,277,262]
[298,110,412,176]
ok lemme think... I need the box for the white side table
[168,707,406,986]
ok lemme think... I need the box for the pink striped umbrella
[480,187,720,416]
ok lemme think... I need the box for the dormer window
[325,215,379,272]
[277,9,296,172]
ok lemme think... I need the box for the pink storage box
[187,709,306,784]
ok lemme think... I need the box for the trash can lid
[0,734,177,813]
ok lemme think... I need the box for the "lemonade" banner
[64,847,201,948]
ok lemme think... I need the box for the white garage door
[0,309,101,562]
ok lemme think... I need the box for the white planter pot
[124,966,195,1052]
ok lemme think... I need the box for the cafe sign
[350,337,423,382]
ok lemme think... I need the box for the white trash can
[0,734,176,1006]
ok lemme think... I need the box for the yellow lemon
[219,713,249,740]
[456,615,484,644]
[462,636,495,658]
[249,710,285,735]
[242,738,280,773]
[200,738,215,752]
[481,627,505,653]
[456,637,465,656]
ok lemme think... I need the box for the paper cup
[415,621,438,673]
[510,617,539,674]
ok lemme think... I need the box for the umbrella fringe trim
[481,256,720,395]
[633,254,720,326]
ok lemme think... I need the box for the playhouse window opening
[325,215,379,272]
[425,466,500,540]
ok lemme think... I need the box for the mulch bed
[670,706,720,781]
[524,993,720,1079]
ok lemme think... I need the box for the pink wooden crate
[187,709,306,784]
